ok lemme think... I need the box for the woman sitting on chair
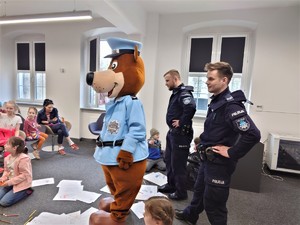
[37,99,79,155]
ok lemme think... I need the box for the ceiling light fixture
[0,10,92,25]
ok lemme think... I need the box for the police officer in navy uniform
[175,62,261,225]
[158,69,196,200]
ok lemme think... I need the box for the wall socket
[256,105,263,112]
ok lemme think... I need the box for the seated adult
[37,99,79,155]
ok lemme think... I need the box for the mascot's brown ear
[134,45,138,62]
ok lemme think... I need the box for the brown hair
[7,136,28,154]
[28,106,38,114]
[194,137,200,146]
[204,62,233,83]
[163,69,181,80]
[144,196,174,225]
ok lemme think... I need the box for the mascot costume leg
[86,37,148,225]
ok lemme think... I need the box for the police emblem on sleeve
[183,97,191,105]
[235,117,250,131]
[107,120,119,134]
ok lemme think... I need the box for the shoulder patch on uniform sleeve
[183,96,192,105]
[235,117,250,131]
[231,109,246,118]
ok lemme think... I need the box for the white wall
[0,18,115,139]
[0,6,299,148]
[140,6,300,148]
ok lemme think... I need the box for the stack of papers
[27,207,99,225]
[53,180,101,204]
[143,172,168,186]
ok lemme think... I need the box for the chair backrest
[19,130,26,140]
[96,113,106,131]
[65,121,72,131]
[16,113,25,131]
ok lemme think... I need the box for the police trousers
[184,160,236,225]
[164,130,192,197]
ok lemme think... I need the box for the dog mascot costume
[86,37,148,225]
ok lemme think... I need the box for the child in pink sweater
[0,136,33,207]
[23,107,48,160]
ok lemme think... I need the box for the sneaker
[70,143,79,150]
[32,150,40,160]
[58,149,66,155]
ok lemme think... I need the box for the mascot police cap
[104,37,142,58]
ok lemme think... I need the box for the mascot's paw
[99,197,114,212]
[89,210,125,225]
[117,150,133,170]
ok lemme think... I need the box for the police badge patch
[107,120,119,134]
[235,117,250,131]
[183,97,191,105]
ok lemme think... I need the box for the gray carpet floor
[0,139,299,225]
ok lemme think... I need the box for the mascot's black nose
[86,72,94,86]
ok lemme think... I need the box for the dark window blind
[17,43,30,70]
[220,37,245,73]
[89,39,97,72]
[35,43,45,71]
[189,38,213,72]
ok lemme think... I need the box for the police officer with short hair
[175,62,261,225]
[158,69,196,200]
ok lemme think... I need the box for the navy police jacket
[200,88,261,161]
[37,107,61,125]
[166,84,196,131]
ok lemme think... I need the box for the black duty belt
[96,139,124,147]
[197,145,215,162]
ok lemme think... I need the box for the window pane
[189,38,213,72]
[229,76,242,92]
[35,43,45,71]
[220,37,245,73]
[89,39,97,72]
[188,76,209,111]
[99,40,112,71]
[35,72,46,100]
[17,43,30,70]
[17,72,31,99]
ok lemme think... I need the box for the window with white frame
[87,37,112,109]
[187,34,250,116]
[16,42,46,102]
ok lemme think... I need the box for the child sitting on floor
[146,128,166,172]
[0,136,33,207]
[143,196,174,225]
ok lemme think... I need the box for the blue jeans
[0,186,30,207]
[50,123,69,144]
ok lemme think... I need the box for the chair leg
[52,135,55,151]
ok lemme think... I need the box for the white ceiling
[1,0,299,16]
[0,0,299,33]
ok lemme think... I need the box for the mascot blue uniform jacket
[94,96,148,165]
[86,37,148,225]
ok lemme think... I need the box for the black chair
[88,113,105,136]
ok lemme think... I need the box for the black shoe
[175,209,195,225]
[168,192,188,200]
[158,184,176,193]
[26,187,34,195]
